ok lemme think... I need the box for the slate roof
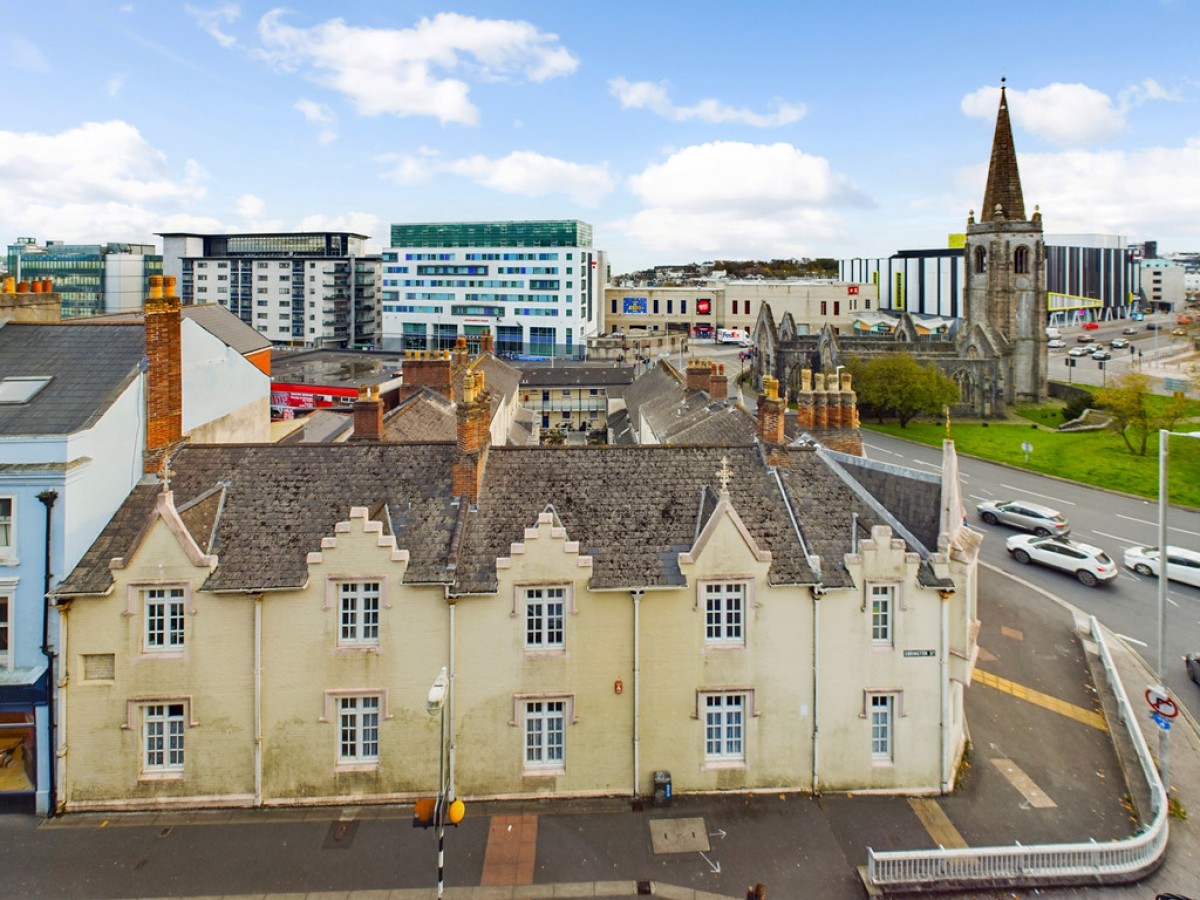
[59,441,954,599]
[518,366,637,388]
[381,389,456,443]
[181,304,272,356]
[278,409,354,444]
[0,323,143,436]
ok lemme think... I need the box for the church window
[1014,246,1029,274]
[974,247,987,274]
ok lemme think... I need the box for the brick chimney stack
[453,370,491,504]
[144,275,184,476]
[686,358,712,394]
[454,334,470,368]
[710,363,728,399]
[400,350,453,399]
[756,374,786,444]
[480,332,495,356]
[350,384,384,441]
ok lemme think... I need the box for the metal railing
[866,616,1167,892]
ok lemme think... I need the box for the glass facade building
[6,239,162,319]
[382,221,602,359]
[159,232,381,349]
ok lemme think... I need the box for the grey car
[976,499,1071,536]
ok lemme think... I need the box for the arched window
[974,246,987,274]
[1014,246,1029,274]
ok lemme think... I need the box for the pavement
[2,568,1200,899]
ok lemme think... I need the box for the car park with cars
[977,499,1071,536]
[1006,534,1118,587]
[1123,545,1200,588]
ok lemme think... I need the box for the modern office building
[159,232,381,349]
[1138,258,1187,311]
[5,238,162,319]
[840,234,1139,320]
[381,220,603,359]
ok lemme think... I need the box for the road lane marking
[1115,633,1148,647]
[991,758,1058,808]
[908,798,967,848]
[973,668,1108,732]
[1092,530,1141,546]
[1000,484,1075,506]
[1000,626,1024,641]
[909,459,942,470]
[1117,514,1200,538]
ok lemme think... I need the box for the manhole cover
[649,817,710,854]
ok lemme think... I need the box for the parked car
[1048,338,1066,349]
[1068,346,1092,357]
[1076,333,1096,342]
[1187,653,1200,686]
[1123,545,1200,588]
[1091,349,1112,361]
[1006,534,1118,587]
[1110,338,1130,349]
[1122,326,1138,335]
[977,500,1070,536]
[1083,322,1100,330]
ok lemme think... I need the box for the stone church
[755,82,1048,418]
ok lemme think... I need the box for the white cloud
[106,75,126,97]
[234,193,283,232]
[255,10,578,125]
[609,78,805,127]
[2,35,51,73]
[118,3,135,12]
[296,211,381,243]
[618,142,866,258]
[294,98,337,145]
[0,121,207,243]
[186,3,240,48]
[961,80,1179,147]
[384,149,615,206]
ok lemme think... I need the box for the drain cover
[649,817,710,854]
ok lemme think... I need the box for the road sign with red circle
[1145,687,1179,719]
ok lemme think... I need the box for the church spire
[980,78,1025,222]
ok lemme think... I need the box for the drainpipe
[631,589,643,798]
[254,593,263,806]
[37,489,58,817]
[939,589,953,793]
[810,586,824,795]
[448,598,457,802]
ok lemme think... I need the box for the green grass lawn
[862,418,1200,508]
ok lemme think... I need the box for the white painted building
[1139,259,1188,311]
[381,220,603,359]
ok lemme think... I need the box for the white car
[1007,534,1118,587]
[1067,345,1094,357]
[1048,338,1066,349]
[1123,546,1200,588]
[977,499,1070,536]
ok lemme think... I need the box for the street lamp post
[426,667,449,899]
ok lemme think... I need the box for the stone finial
[716,456,733,494]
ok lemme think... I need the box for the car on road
[1122,326,1138,334]
[1172,327,1188,336]
[1006,534,1118,587]
[1091,349,1112,361]
[1068,345,1093,357]
[1076,333,1097,342]
[1110,338,1130,349]
[1083,321,1100,330]
[977,499,1070,536]
[1187,653,1200,686]
[1123,545,1200,588]
[1047,338,1066,349]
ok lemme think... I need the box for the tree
[849,353,960,428]
[1094,372,1192,456]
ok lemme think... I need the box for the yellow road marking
[908,798,967,848]
[974,668,1107,732]
[991,758,1057,808]
[1000,625,1024,641]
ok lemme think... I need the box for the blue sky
[3,1,1199,273]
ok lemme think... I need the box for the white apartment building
[159,232,381,349]
[381,220,603,359]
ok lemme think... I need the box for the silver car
[976,500,1070,536]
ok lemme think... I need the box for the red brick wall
[144,276,182,474]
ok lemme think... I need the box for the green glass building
[6,238,162,319]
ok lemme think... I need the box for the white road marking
[991,758,1056,808]
[1169,597,1180,608]
[1000,484,1075,506]
[1115,633,1148,647]
[910,459,942,470]
[864,443,901,457]
[1092,530,1142,546]
[1117,514,1200,538]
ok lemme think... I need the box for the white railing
[867,616,1168,892]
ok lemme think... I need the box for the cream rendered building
[54,376,978,811]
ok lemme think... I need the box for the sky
[3,1,1199,274]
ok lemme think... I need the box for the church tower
[963,80,1047,404]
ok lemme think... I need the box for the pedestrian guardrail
[866,616,1168,893]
